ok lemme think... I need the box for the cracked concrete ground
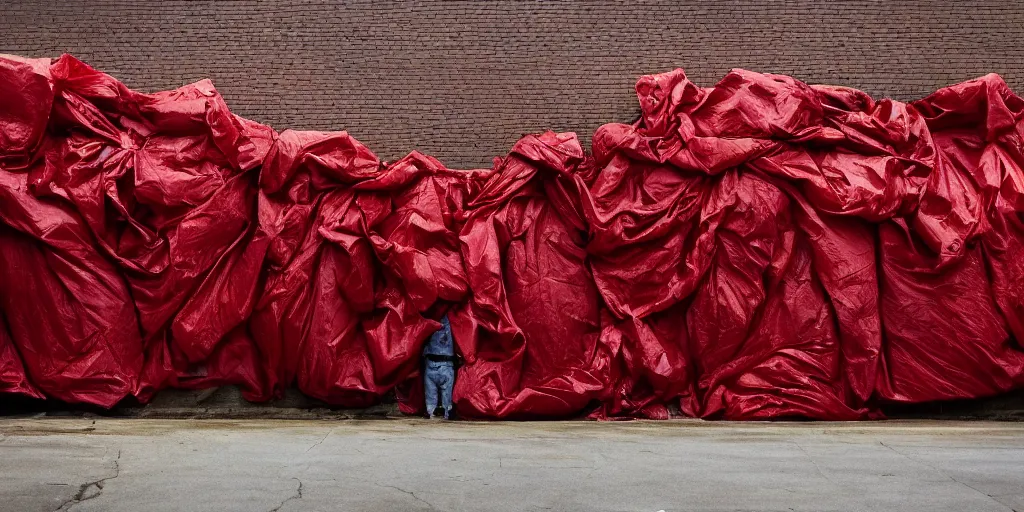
[0,419,1022,512]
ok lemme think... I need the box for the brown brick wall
[2,0,1022,169]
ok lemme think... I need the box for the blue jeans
[424,361,454,419]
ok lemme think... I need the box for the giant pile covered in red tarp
[2,54,1023,420]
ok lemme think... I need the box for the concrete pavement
[1,418,1022,512]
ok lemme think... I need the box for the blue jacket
[423,314,454,357]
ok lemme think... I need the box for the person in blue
[423,314,456,419]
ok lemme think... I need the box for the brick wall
[2,0,1022,169]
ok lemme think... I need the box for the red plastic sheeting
[1,54,1023,419]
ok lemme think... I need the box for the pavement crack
[304,430,332,453]
[55,449,121,511]
[376,483,439,511]
[268,477,303,512]
[946,475,1014,511]
[790,441,837,486]
[880,442,1014,511]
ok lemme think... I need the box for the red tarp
[1,54,1023,419]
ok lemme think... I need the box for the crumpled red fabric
[252,129,480,407]
[451,132,612,419]
[1,54,1023,420]
[0,309,42,399]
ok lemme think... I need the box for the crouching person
[423,314,456,419]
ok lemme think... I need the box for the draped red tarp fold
[1,54,1022,419]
